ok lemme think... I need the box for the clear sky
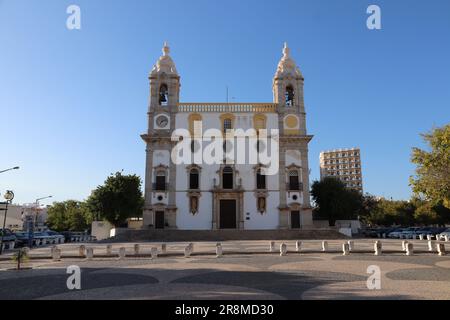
[1,0,449,205]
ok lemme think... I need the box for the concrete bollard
[406,243,414,256]
[437,243,446,256]
[426,234,432,241]
[161,243,167,254]
[51,246,60,261]
[134,244,140,255]
[269,241,275,252]
[435,234,441,241]
[428,240,434,252]
[402,241,408,251]
[184,245,191,258]
[86,247,94,260]
[79,245,86,257]
[347,240,354,252]
[342,243,350,256]
[295,241,302,252]
[106,245,112,255]
[445,235,449,242]
[374,241,382,256]
[216,243,223,258]
[118,247,126,260]
[322,241,328,252]
[280,243,287,256]
[150,247,158,259]
[419,234,424,241]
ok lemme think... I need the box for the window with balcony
[155,171,167,191]
[222,166,234,189]
[288,170,300,190]
[189,169,199,190]
[256,169,266,190]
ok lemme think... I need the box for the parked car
[430,227,447,239]
[43,230,65,244]
[400,227,422,239]
[14,231,31,247]
[413,227,433,238]
[437,228,450,241]
[60,231,90,243]
[376,227,397,238]
[387,228,407,238]
[361,228,378,238]
[0,229,17,250]
[32,232,56,245]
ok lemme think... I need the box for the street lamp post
[0,167,19,174]
[0,190,15,255]
[29,195,52,248]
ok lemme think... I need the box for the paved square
[0,239,449,300]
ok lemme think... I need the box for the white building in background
[141,43,314,230]
[0,204,48,231]
[319,148,363,193]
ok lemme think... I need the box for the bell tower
[273,43,313,229]
[141,42,180,229]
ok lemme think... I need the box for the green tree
[410,124,450,209]
[414,201,438,225]
[311,177,363,226]
[47,200,92,231]
[86,172,144,227]
[433,202,450,225]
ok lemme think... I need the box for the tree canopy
[46,200,92,232]
[410,124,450,209]
[86,171,144,227]
[311,177,363,226]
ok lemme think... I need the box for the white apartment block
[319,148,363,192]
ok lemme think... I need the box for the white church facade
[141,43,314,230]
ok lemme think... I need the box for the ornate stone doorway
[219,200,237,229]
[155,211,165,229]
[290,210,300,229]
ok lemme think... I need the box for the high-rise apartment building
[319,148,363,192]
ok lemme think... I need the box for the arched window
[285,85,294,106]
[189,168,199,190]
[256,169,266,190]
[155,170,167,191]
[159,84,168,106]
[223,118,232,133]
[188,113,202,137]
[222,166,233,189]
[288,170,299,190]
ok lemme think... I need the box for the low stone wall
[107,229,349,242]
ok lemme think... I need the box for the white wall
[243,191,279,229]
[173,111,285,230]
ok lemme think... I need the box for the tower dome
[150,42,178,76]
[274,42,303,79]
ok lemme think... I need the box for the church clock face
[155,114,169,129]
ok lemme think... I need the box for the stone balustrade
[177,103,277,113]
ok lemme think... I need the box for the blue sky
[1,0,449,205]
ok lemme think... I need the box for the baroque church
[141,42,313,230]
